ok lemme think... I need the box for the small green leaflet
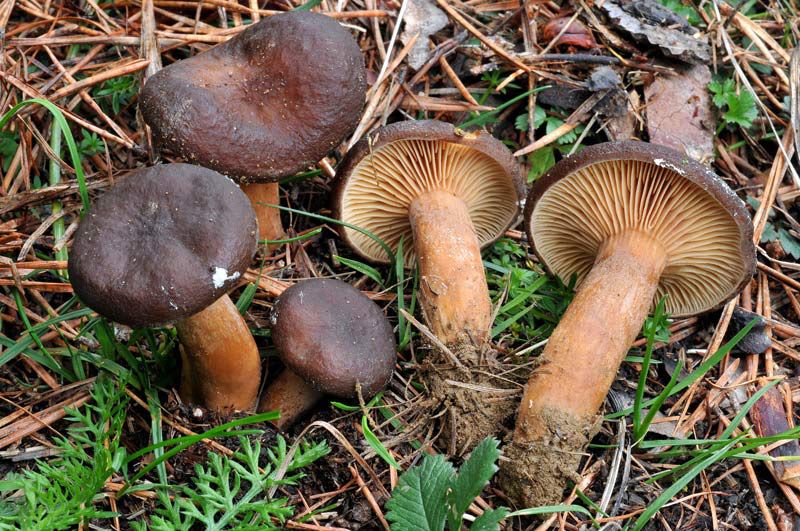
[446,438,502,530]
[386,453,454,531]
[386,437,508,531]
[362,416,400,469]
[708,77,758,128]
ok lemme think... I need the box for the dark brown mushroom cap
[271,278,396,399]
[68,163,258,327]
[139,11,366,183]
[524,141,756,317]
[333,120,524,266]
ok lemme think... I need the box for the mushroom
[68,163,261,412]
[333,120,522,452]
[257,278,395,428]
[333,120,522,348]
[500,141,756,507]
[140,11,366,249]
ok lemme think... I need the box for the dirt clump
[422,341,522,455]
[499,407,600,508]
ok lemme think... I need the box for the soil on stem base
[423,342,519,455]
[499,407,600,508]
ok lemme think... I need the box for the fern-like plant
[0,376,129,530]
[140,436,329,530]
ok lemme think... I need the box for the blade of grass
[261,227,322,245]
[607,319,757,420]
[0,99,89,214]
[632,437,742,530]
[335,256,385,287]
[48,119,68,269]
[395,237,407,348]
[362,415,400,469]
[254,203,395,263]
[459,87,547,129]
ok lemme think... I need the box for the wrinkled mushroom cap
[271,278,396,399]
[525,141,755,317]
[333,120,523,266]
[69,163,258,327]
[140,11,366,183]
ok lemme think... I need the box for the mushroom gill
[530,159,747,316]
[340,139,519,265]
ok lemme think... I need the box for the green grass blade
[632,437,741,530]
[0,99,90,214]
[607,318,757,420]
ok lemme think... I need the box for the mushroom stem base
[506,230,666,504]
[241,182,284,254]
[423,343,519,456]
[257,369,323,429]
[500,407,599,507]
[408,190,492,348]
[177,295,261,412]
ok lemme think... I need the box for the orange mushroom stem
[516,231,665,439]
[408,190,492,347]
[241,182,285,252]
[258,369,323,429]
[177,294,261,412]
[502,231,667,507]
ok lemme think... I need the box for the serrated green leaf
[760,222,779,242]
[723,89,758,128]
[470,507,510,531]
[514,113,528,131]
[533,105,547,128]
[777,228,800,259]
[446,438,501,530]
[526,146,555,182]
[708,78,734,108]
[386,454,454,531]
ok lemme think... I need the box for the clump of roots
[421,341,523,456]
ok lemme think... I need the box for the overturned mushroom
[69,164,261,412]
[334,120,521,347]
[500,141,755,507]
[258,278,395,428]
[334,120,522,451]
[140,11,366,249]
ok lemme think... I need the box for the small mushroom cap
[333,120,523,266]
[271,278,396,399]
[525,141,755,317]
[140,11,366,183]
[68,163,258,327]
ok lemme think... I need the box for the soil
[421,341,522,456]
[498,405,600,508]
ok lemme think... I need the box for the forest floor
[1,0,799,529]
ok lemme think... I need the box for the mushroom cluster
[65,7,759,509]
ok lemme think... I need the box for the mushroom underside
[340,139,519,265]
[530,159,748,316]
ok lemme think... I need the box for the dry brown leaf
[600,0,711,64]
[401,0,448,70]
[645,63,714,162]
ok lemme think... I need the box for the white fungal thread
[212,267,240,288]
